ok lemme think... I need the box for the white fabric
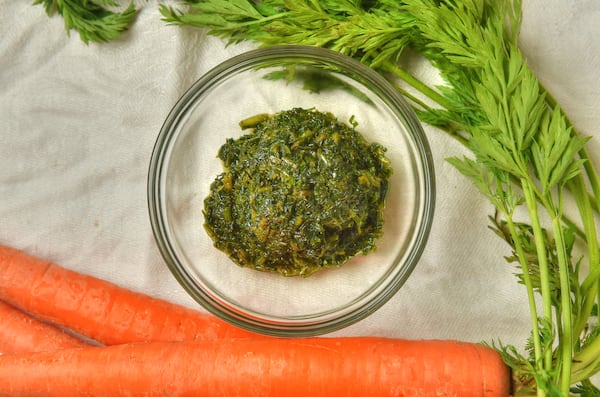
[1,1,599,348]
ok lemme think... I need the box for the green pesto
[203,108,392,277]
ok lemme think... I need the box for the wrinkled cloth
[1,1,599,348]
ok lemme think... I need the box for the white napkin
[1,1,599,350]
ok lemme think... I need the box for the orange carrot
[0,244,257,345]
[0,337,511,397]
[0,300,89,354]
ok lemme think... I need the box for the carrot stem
[503,216,542,372]
[550,216,573,395]
[521,180,554,375]
[381,61,454,111]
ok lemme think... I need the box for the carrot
[0,300,89,354]
[0,337,511,397]
[0,244,257,345]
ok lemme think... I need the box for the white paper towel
[1,1,599,350]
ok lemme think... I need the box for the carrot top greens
[203,108,392,277]
[33,0,137,44]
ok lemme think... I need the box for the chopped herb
[203,108,392,277]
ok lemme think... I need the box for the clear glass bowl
[148,46,435,337]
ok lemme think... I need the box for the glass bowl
[148,45,435,337]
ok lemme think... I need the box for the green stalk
[381,61,455,111]
[522,180,555,372]
[386,79,435,112]
[505,214,543,376]
[550,215,574,395]
[568,174,600,338]
[572,337,600,383]
[380,61,471,148]
[578,148,600,318]
[580,147,600,209]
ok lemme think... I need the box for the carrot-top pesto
[203,108,392,277]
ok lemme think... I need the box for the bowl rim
[147,45,436,337]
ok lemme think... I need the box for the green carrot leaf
[33,0,137,43]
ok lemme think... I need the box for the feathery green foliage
[33,0,137,43]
